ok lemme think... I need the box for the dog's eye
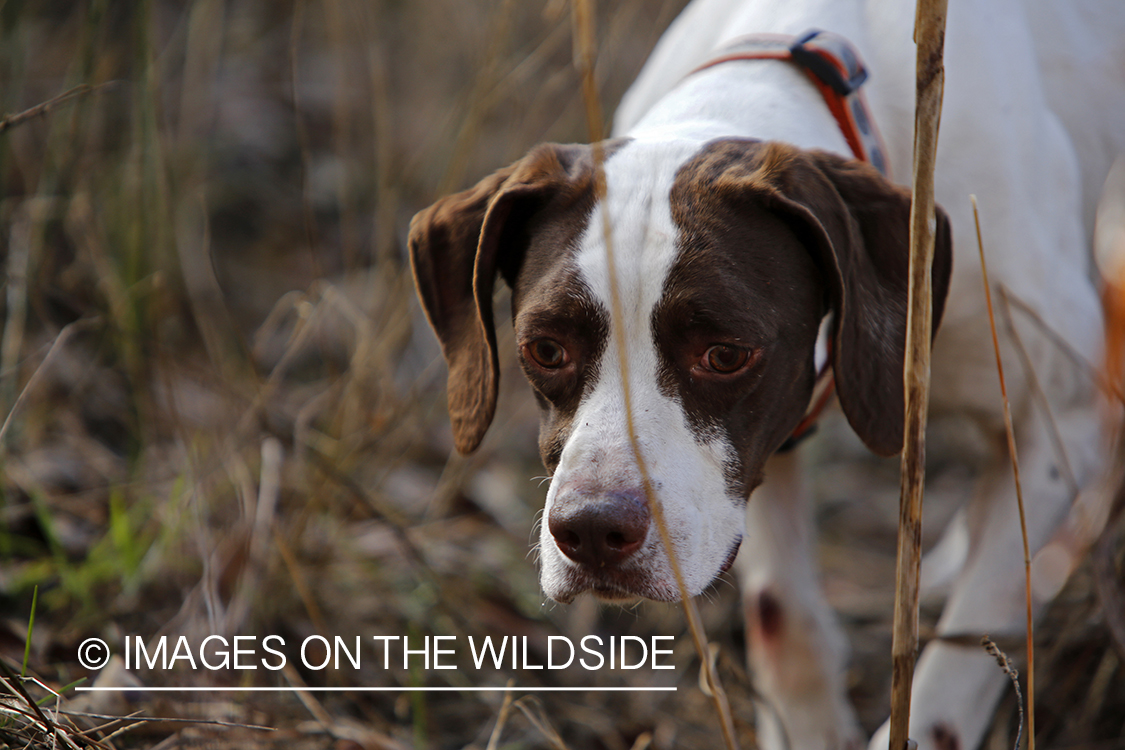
[525,338,569,370]
[703,344,751,374]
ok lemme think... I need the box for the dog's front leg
[868,400,1109,750]
[737,450,862,750]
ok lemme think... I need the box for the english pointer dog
[408,0,1125,747]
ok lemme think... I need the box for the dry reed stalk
[570,2,740,748]
[273,524,330,636]
[0,317,100,451]
[972,195,1035,750]
[0,83,112,135]
[436,0,519,198]
[176,0,223,155]
[888,1,947,748]
[485,681,516,750]
[514,695,572,750]
[981,636,1025,750]
[0,659,74,749]
[995,292,1080,500]
[282,661,336,728]
[175,191,246,382]
[368,40,399,267]
[630,732,655,750]
[998,287,1125,407]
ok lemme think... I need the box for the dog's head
[409,138,952,603]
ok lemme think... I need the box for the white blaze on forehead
[536,140,746,601]
[577,141,699,338]
[573,140,699,395]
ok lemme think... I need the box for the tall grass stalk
[889,0,947,747]
[973,195,1035,750]
[572,1,740,747]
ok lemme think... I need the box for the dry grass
[888,3,947,747]
[0,2,1122,749]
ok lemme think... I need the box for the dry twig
[0,659,88,749]
[485,681,516,750]
[0,317,100,452]
[571,1,740,748]
[0,83,115,136]
[981,636,1025,750]
[514,695,572,750]
[973,195,1035,750]
[999,288,1125,406]
[888,1,948,748]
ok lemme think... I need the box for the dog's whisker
[701,586,722,605]
[529,508,544,548]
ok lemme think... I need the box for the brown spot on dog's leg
[931,723,960,750]
[757,590,784,641]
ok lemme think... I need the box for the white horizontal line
[75,686,677,692]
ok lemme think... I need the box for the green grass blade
[21,585,37,677]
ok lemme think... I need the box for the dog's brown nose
[548,493,650,568]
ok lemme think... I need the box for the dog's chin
[548,577,681,605]
[541,560,679,603]
[544,536,743,604]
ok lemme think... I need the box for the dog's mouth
[550,567,680,604]
[549,535,744,604]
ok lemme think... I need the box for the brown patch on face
[656,140,827,498]
[513,268,609,472]
[507,140,633,471]
[655,139,952,493]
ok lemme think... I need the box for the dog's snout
[548,492,650,568]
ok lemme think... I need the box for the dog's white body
[608,1,1124,749]
[409,1,1124,748]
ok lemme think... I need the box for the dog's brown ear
[409,144,595,454]
[718,140,952,456]
[807,149,953,456]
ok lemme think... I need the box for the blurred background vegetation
[0,1,1121,748]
